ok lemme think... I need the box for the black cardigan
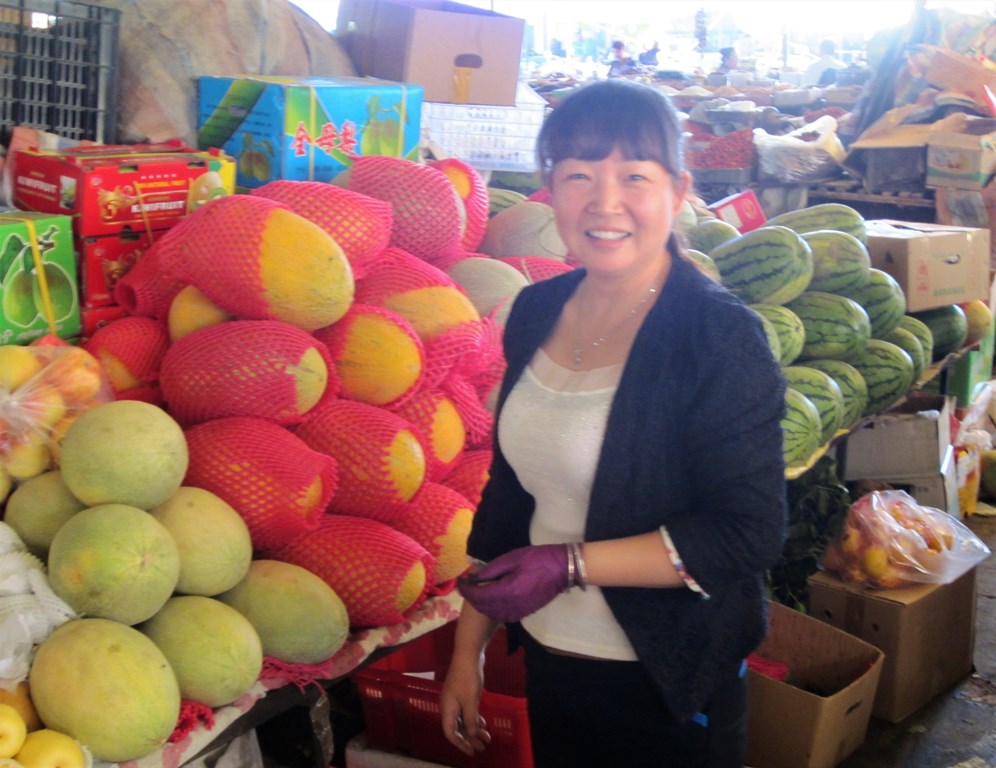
[467,255,788,721]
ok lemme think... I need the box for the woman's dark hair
[536,79,684,186]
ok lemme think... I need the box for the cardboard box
[12,143,236,237]
[337,0,524,106]
[198,75,424,190]
[76,231,156,308]
[919,45,996,107]
[865,220,990,311]
[708,189,767,232]
[80,303,126,341]
[859,445,961,518]
[926,115,996,191]
[0,211,80,344]
[843,392,954,480]
[842,123,930,194]
[745,600,884,768]
[807,568,977,723]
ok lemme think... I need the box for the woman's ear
[672,171,693,212]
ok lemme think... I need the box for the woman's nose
[586,179,622,212]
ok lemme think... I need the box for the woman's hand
[440,651,492,755]
[457,544,571,623]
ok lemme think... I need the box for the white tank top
[497,348,637,660]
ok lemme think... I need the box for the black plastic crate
[0,0,119,144]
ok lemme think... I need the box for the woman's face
[549,147,689,279]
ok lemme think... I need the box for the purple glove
[457,544,570,623]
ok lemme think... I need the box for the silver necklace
[572,284,657,369]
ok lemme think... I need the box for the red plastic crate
[355,623,532,768]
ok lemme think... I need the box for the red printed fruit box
[708,189,767,233]
[77,231,157,308]
[12,142,236,237]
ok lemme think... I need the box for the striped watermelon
[749,304,805,366]
[684,249,722,282]
[783,366,845,444]
[753,310,783,363]
[782,388,822,468]
[802,358,869,428]
[842,268,906,338]
[897,314,934,366]
[765,203,867,244]
[786,291,871,362]
[709,225,814,305]
[848,339,915,416]
[882,326,925,382]
[911,304,968,361]
[687,218,740,255]
[801,230,871,295]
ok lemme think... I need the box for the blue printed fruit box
[0,212,80,345]
[197,75,424,189]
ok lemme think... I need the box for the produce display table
[102,591,463,768]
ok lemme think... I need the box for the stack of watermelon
[683,203,972,470]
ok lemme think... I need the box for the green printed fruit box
[198,75,424,189]
[0,212,80,345]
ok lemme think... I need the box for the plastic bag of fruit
[821,490,991,589]
[0,336,114,490]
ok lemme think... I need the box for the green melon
[803,358,869,428]
[684,249,722,282]
[782,388,822,468]
[786,291,871,362]
[29,618,181,762]
[47,503,180,625]
[710,225,814,305]
[801,229,871,295]
[217,559,350,664]
[686,217,740,254]
[783,366,845,444]
[898,314,934,367]
[149,486,253,596]
[911,304,968,361]
[749,304,806,366]
[843,268,906,338]
[848,339,915,415]
[58,400,189,510]
[882,326,925,383]
[753,309,783,363]
[2,470,85,558]
[139,595,263,708]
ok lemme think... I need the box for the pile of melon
[681,203,987,470]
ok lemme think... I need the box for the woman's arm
[581,531,686,588]
[440,602,500,755]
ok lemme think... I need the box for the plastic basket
[0,0,120,143]
[355,623,532,768]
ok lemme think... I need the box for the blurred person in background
[805,40,847,85]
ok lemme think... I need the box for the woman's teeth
[587,230,629,240]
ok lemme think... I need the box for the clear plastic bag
[821,490,991,589]
[0,336,113,486]
[754,115,846,184]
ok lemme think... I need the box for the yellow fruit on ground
[0,346,43,393]
[14,729,85,768]
[286,346,329,414]
[386,428,428,503]
[383,286,480,341]
[0,702,27,758]
[0,682,42,733]
[1,433,51,481]
[961,299,993,346]
[3,470,86,558]
[58,400,188,509]
[167,284,233,342]
[257,207,355,331]
[28,619,180,763]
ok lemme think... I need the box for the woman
[439,79,787,768]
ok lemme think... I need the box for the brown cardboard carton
[336,0,524,106]
[926,115,996,191]
[746,601,884,768]
[865,220,990,311]
[807,568,977,723]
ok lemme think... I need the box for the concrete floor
[838,512,996,768]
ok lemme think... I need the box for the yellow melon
[383,286,480,341]
[286,346,329,414]
[167,284,233,341]
[3,470,86,558]
[962,299,993,346]
[386,429,427,503]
